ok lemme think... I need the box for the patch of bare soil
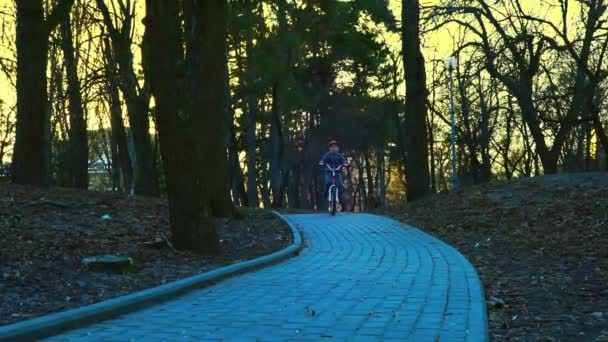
[382,173,608,341]
[0,184,292,326]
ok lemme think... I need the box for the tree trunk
[364,153,375,207]
[346,164,355,211]
[591,99,608,165]
[108,127,120,190]
[512,0,598,175]
[313,169,321,210]
[229,134,247,206]
[426,112,436,193]
[477,77,493,182]
[103,38,133,192]
[584,121,592,171]
[269,0,292,209]
[244,88,258,207]
[300,159,313,209]
[184,0,233,217]
[144,0,221,253]
[244,4,259,207]
[225,58,247,206]
[49,42,68,185]
[270,83,284,208]
[287,165,300,209]
[60,13,88,188]
[124,86,157,195]
[402,0,430,200]
[518,90,546,176]
[522,122,533,177]
[504,97,514,179]
[13,0,72,185]
[576,126,586,171]
[376,147,386,207]
[261,163,271,209]
[457,69,477,183]
[355,157,367,210]
[96,0,157,195]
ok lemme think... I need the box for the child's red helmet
[327,140,340,147]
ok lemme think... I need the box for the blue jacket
[319,151,348,171]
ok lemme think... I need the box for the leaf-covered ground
[0,184,292,326]
[382,173,608,341]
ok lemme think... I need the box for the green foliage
[356,0,397,31]
[227,0,399,147]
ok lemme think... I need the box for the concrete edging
[0,211,302,342]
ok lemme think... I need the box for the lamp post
[445,56,459,190]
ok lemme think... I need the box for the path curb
[0,211,302,342]
[411,226,489,341]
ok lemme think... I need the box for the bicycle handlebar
[324,164,344,172]
[318,162,348,168]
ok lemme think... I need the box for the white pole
[447,57,459,190]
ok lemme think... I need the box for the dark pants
[324,172,343,201]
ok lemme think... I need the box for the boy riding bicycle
[318,140,348,212]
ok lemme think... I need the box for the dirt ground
[382,173,608,341]
[0,184,292,326]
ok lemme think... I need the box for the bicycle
[325,164,344,216]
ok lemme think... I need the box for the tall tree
[402,0,431,200]
[269,0,290,208]
[270,82,285,207]
[437,0,605,173]
[60,8,88,188]
[103,37,133,192]
[96,0,158,195]
[243,0,259,208]
[523,0,608,171]
[183,0,233,216]
[13,0,74,185]
[144,0,230,252]
[225,63,247,206]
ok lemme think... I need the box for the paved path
[47,213,487,341]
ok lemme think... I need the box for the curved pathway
[47,213,487,341]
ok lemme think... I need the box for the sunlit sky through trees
[0,0,586,163]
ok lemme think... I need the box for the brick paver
[46,213,487,341]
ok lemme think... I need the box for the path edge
[378,213,489,341]
[414,227,490,342]
[0,211,302,342]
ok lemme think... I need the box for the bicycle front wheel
[331,189,337,215]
